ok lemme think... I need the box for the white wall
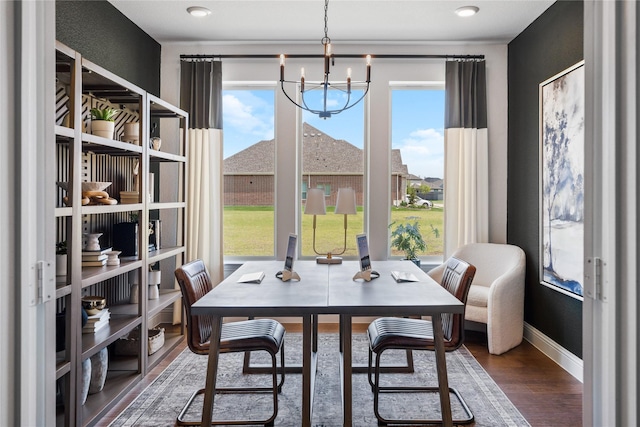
[160,43,508,259]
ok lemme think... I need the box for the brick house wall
[224,175,274,205]
[224,123,410,207]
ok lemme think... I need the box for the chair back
[439,257,476,349]
[174,259,214,355]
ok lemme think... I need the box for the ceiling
[108,0,555,45]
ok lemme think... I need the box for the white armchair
[428,243,526,355]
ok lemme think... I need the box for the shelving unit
[54,41,187,426]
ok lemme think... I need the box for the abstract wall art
[539,61,585,299]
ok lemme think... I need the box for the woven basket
[114,327,165,356]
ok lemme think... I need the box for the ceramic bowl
[82,296,106,315]
[57,181,112,192]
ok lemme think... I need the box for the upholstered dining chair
[174,259,286,426]
[366,257,476,426]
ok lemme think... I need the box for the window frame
[222,82,277,262]
[388,81,446,265]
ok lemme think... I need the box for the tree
[418,183,431,195]
[406,186,418,205]
[542,111,571,272]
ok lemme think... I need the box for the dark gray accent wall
[508,0,583,357]
[56,1,160,96]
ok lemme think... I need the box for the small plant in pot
[389,221,426,267]
[56,241,67,276]
[90,107,119,139]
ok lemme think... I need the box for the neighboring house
[406,174,444,202]
[423,177,444,201]
[224,122,409,206]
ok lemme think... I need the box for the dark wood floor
[98,324,582,426]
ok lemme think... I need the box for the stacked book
[82,308,110,334]
[82,247,112,267]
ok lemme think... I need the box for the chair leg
[371,348,474,426]
[367,346,375,391]
[277,342,286,393]
[177,349,283,426]
[373,351,383,422]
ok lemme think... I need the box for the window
[300,89,365,258]
[390,87,445,259]
[222,87,275,257]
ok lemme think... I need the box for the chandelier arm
[280,81,315,113]
[322,84,370,115]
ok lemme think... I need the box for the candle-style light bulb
[365,55,371,82]
[347,67,352,92]
[300,67,305,92]
[280,54,285,81]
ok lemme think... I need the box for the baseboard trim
[524,322,583,382]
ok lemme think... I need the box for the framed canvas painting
[539,60,585,300]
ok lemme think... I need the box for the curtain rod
[180,53,484,60]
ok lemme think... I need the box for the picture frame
[539,60,585,300]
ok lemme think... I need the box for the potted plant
[90,107,119,139]
[389,221,426,267]
[56,241,67,276]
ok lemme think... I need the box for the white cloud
[223,93,273,140]
[397,128,444,179]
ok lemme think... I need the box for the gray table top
[329,261,464,316]
[191,260,463,317]
[192,260,330,316]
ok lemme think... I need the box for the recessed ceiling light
[455,6,479,17]
[187,6,212,17]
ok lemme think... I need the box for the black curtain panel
[445,60,487,130]
[180,60,222,129]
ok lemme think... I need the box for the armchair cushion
[466,285,489,308]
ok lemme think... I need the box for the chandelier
[279,0,371,119]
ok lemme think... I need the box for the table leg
[431,314,453,427]
[340,314,352,427]
[201,315,222,426]
[302,315,312,427]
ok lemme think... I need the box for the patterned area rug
[110,333,529,426]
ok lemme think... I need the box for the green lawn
[223,205,444,257]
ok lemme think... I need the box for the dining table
[190,259,464,427]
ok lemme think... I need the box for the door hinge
[32,260,54,306]
[585,257,603,300]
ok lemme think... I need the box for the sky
[222,87,445,179]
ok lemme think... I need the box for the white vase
[123,122,139,144]
[148,284,160,300]
[80,358,91,405]
[56,254,67,276]
[91,120,115,139]
[148,270,161,300]
[88,348,108,394]
[129,283,139,304]
[83,233,103,251]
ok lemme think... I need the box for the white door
[583,1,638,426]
[5,1,57,426]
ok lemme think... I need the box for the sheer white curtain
[444,60,489,257]
[179,60,224,286]
[186,128,223,282]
